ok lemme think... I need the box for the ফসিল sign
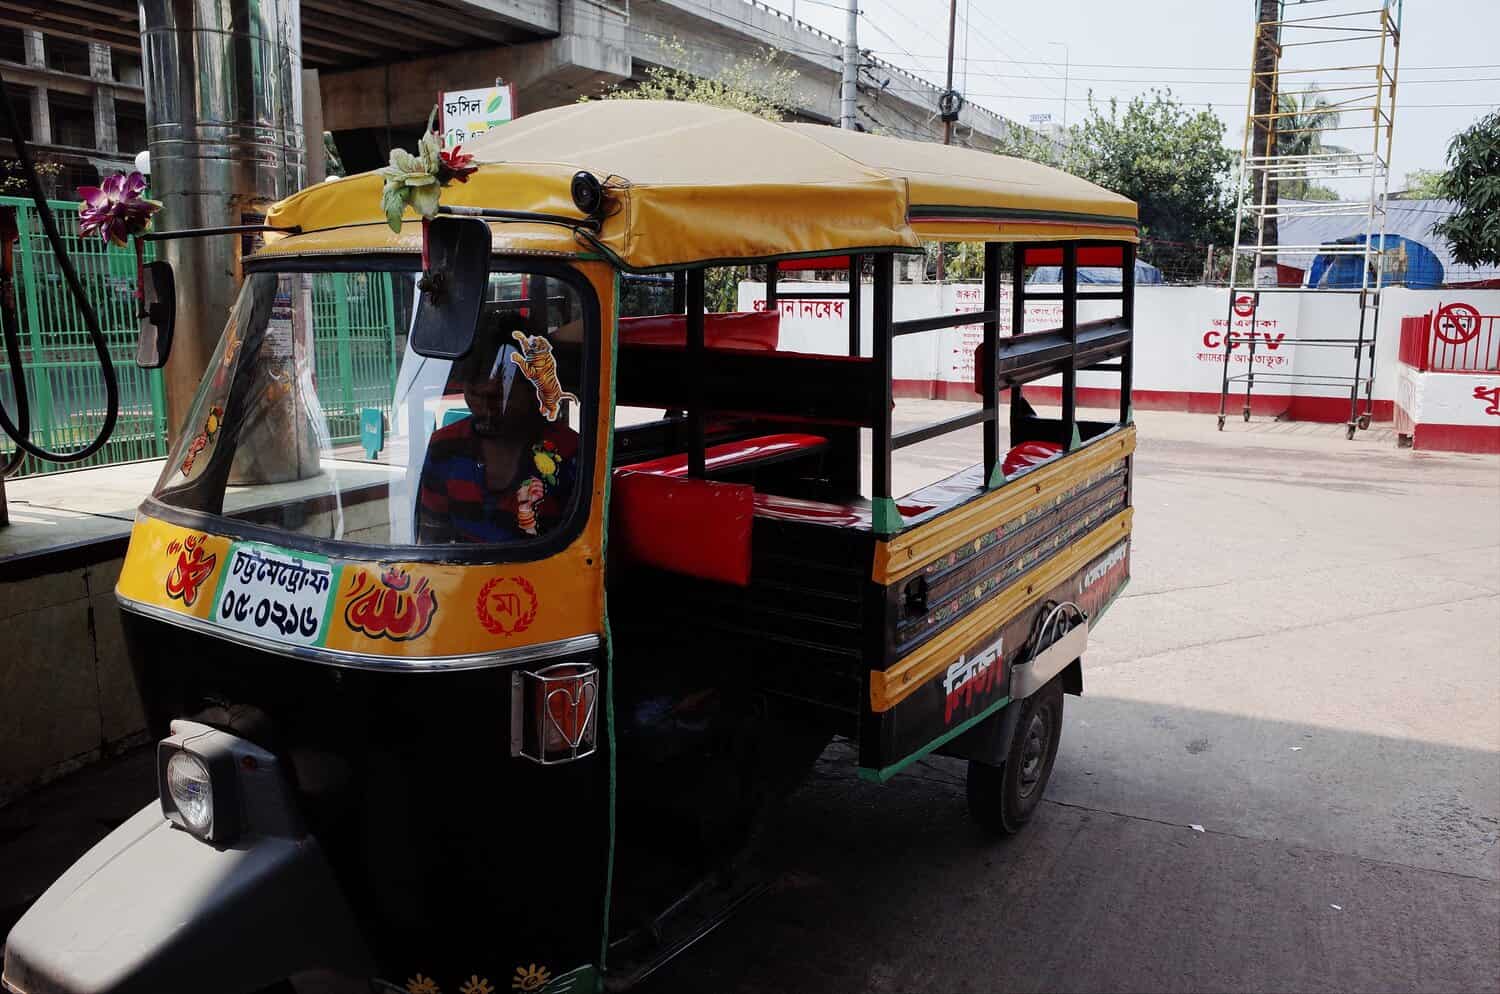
[212,543,335,646]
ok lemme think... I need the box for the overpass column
[140,0,306,459]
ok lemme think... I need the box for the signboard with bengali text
[439,84,516,148]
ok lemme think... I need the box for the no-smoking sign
[1434,302,1481,345]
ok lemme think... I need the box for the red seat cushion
[617,433,827,479]
[619,311,780,351]
[612,473,754,586]
[1002,441,1063,477]
[752,492,871,527]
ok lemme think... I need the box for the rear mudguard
[938,611,1087,768]
[2,729,372,994]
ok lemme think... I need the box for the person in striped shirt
[417,325,579,545]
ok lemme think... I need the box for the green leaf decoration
[486,93,503,114]
[380,183,406,233]
[409,182,442,219]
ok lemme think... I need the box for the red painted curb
[890,380,1395,423]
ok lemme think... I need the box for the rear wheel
[966,680,1065,835]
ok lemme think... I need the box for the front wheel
[966,681,1065,834]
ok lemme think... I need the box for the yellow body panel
[870,507,1133,713]
[115,264,618,663]
[873,427,1136,585]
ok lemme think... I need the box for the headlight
[157,723,242,843]
[165,750,213,835]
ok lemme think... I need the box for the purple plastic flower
[77,171,161,247]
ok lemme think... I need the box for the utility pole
[942,0,958,146]
[841,0,858,130]
[1252,0,1281,254]
[935,0,958,282]
[1049,41,1070,129]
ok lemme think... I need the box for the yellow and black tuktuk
[3,101,1137,994]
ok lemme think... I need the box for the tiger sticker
[509,331,579,423]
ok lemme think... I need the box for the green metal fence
[310,271,400,445]
[0,195,167,477]
[0,195,399,476]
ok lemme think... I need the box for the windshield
[151,261,595,555]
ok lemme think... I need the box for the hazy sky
[761,0,1499,190]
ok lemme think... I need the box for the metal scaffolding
[1218,0,1402,439]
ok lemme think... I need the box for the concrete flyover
[317,0,1027,161]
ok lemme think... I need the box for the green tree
[990,90,1237,249]
[1274,87,1348,201]
[1430,111,1500,268]
[1066,90,1237,248]
[589,40,798,122]
[991,123,1064,167]
[1396,168,1445,200]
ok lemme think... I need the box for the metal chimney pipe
[140,0,307,477]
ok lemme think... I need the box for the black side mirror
[410,217,491,360]
[135,260,175,369]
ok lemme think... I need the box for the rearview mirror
[409,217,491,360]
[135,260,175,369]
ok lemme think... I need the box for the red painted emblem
[1434,302,1481,345]
[1233,294,1256,318]
[164,534,217,607]
[476,576,538,636]
[343,566,438,642]
[1474,385,1500,417]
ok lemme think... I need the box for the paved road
[3,410,1496,993]
[642,409,1500,994]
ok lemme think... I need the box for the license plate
[211,542,339,647]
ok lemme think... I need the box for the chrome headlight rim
[157,734,241,844]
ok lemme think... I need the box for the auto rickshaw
[3,100,1137,994]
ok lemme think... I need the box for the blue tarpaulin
[1305,233,1444,290]
[1028,259,1165,285]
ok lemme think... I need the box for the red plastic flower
[438,145,478,184]
[77,171,161,248]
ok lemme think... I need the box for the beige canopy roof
[264,100,1136,270]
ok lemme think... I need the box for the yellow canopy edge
[263,101,1137,268]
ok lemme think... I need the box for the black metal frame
[658,241,1136,535]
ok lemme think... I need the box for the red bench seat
[619,311,780,351]
[615,433,828,479]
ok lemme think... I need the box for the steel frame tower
[1218,0,1402,440]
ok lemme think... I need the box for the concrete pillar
[22,30,51,146]
[89,43,118,155]
[140,0,306,467]
[301,68,324,186]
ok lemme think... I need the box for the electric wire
[0,83,121,471]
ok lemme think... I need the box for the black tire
[966,680,1065,835]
